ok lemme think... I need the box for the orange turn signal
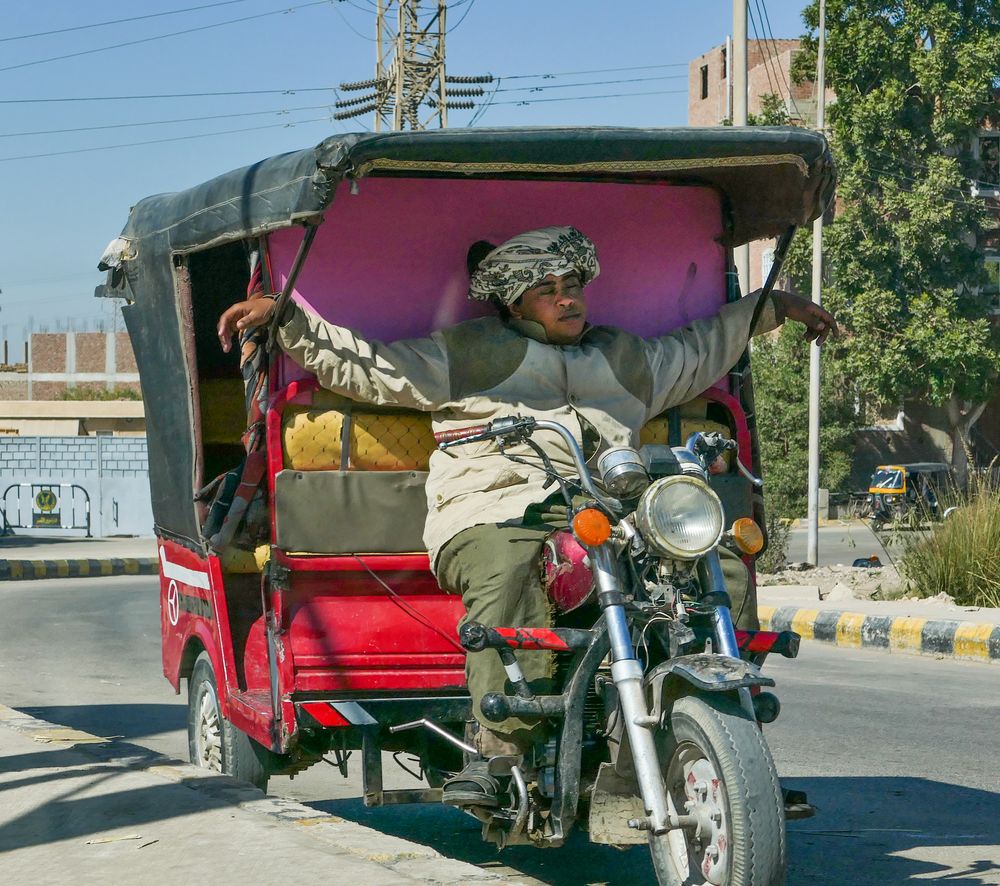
[572,508,612,547]
[731,517,764,555]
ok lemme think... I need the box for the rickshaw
[100,126,834,885]
[866,462,952,528]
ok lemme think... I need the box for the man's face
[510,273,587,344]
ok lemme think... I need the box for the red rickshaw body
[107,127,833,772]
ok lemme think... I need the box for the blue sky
[0,0,808,346]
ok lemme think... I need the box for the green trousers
[435,522,758,740]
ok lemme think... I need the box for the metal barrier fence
[1,483,92,537]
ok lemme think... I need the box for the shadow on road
[307,775,1000,885]
[788,775,1000,884]
[12,704,184,743]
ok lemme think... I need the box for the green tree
[752,324,857,519]
[793,0,1000,485]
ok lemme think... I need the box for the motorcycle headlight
[635,475,725,560]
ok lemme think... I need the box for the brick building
[27,330,140,399]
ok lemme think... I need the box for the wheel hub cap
[196,690,222,772]
[669,744,730,885]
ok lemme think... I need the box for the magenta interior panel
[268,177,729,384]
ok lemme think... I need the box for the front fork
[704,550,758,720]
[592,544,674,836]
[595,546,755,837]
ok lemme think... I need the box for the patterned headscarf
[468,226,600,306]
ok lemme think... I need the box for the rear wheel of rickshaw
[648,694,785,886]
[187,651,273,792]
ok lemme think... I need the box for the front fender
[645,653,774,713]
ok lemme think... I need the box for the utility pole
[732,0,750,297]
[806,0,827,566]
[335,0,491,130]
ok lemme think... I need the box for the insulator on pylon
[429,99,475,110]
[335,93,378,108]
[445,87,485,97]
[340,78,383,91]
[445,74,494,84]
[334,103,378,119]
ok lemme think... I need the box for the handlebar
[433,424,489,445]
[684,431,763,488]
[437,415,607,503]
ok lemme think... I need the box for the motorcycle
[421,417,799,885]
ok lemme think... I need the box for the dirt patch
[758,563,911,601]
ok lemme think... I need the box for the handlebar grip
[434,424,489,445]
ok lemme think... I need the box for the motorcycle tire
[648,694,785,886]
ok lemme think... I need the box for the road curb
[759,605,1000,663]
[0,557,158,580]
[0,703,512,884]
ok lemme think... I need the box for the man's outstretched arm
[217,297,451,411]
[643,289,837,418]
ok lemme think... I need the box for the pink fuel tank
[542,529,595,613]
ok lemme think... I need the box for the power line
[0,0,253,43]
[468,77,500,125]
[0,87,337,105]
[494,74,685,94]
[447,0,477,32]
[757,0,805,121]
[0,103,334,138]
[502,62,688,80]
[747,2,779,99]
[489,88,687,107]
[0,116,332,163]
[0,63,690,105]
[0,0,336,74]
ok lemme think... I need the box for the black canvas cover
[102,126,835,544]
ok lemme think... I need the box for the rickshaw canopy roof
[106,126,835,267]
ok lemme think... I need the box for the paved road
[2,576,998,884]
[786,523,903,568]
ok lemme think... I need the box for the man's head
[467,226,599,344]
[509,272,586,344]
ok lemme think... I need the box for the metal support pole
[733,0,750,296]
[806,0,827,566]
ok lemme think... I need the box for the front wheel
[649,694,785,886]
[187,651,274,792]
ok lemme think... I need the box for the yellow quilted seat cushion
[282,408,435,471]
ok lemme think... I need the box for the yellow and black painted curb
[760,605,1000,663]
[0,557,158,580]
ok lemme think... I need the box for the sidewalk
[759,584,1000,663]
[0,704,520,886]
[0,533,157,580]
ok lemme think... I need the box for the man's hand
[217,298,277,353]
[773,291,838,345]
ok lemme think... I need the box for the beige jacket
[276,293,780,567]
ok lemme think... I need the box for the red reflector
[301,702,351,728]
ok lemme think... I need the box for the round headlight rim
[635,474,725,560]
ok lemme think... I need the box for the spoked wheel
[649,694,785,886]
[187,651,273,792]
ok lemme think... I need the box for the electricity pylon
[335,0,491,131]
